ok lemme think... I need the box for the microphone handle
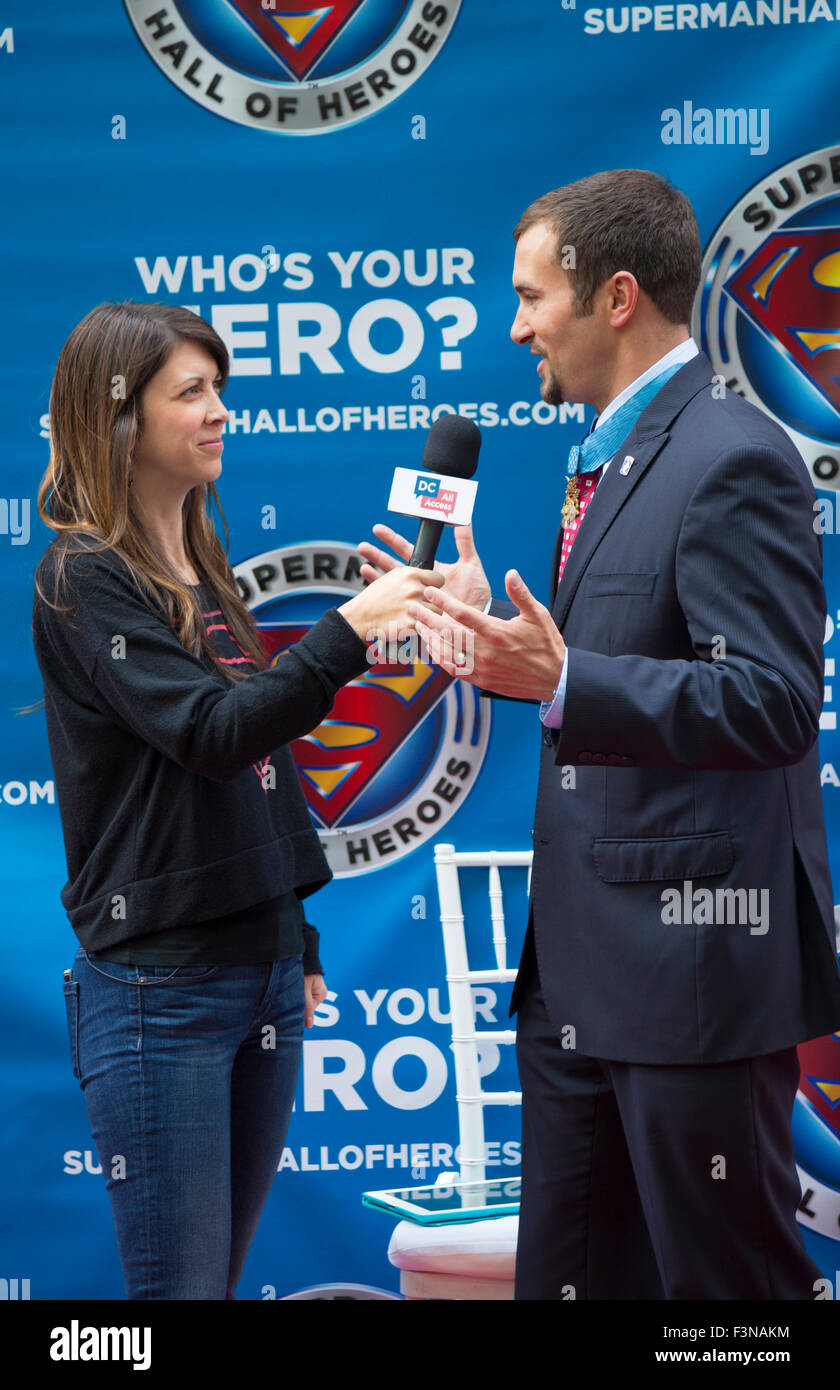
[409,519,444,570]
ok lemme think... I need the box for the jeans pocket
[84,952,220,985]
[159,965,221,982]
[63,979,81,1080]
[83,952,142,984]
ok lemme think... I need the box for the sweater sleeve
[35,547,371,782]
[301,922,323,975]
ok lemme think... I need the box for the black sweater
[32,538,370,965]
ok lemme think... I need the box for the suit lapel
[549,350,716,629]
[549,517,564,606]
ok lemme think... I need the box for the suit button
[579,751,592,763]
[543,731,553,747]
[592,753,606,764]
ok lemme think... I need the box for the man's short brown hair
[513,169,701,324]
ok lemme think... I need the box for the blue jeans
[63,946,305,1300]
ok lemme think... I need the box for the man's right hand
[358,523,491,612]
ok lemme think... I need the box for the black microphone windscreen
[421,414,481,480]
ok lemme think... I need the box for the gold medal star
[561,475,580,528]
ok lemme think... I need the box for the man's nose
[510,308,532,345]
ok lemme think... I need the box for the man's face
[511,222,606,407]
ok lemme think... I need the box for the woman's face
[131,340,228,494]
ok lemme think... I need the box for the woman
[31,300,439,1300]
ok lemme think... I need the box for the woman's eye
[182,382,224,398]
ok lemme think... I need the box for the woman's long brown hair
[22,301,270,713]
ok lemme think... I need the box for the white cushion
[388,1216,518,1278]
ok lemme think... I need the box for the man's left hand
[408,569,566,701]
[304,973,327,1028]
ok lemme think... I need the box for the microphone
[408,415,481,569]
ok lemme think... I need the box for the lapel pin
[619,455,635,476]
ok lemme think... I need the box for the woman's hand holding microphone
[337,561,443,641]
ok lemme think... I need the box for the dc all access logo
[124,1,461,133]
[694,145,840,489]
[234,542,490,875]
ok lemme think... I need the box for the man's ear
[607,270,639,328]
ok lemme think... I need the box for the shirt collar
[591,338,699,435]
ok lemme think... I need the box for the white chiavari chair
[387,843,532,1300]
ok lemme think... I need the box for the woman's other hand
[304,973,328,1028]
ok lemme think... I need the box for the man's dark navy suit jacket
[490,349,840,1064]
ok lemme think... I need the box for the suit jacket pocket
[583,571,658,597]
[593,830,733,882]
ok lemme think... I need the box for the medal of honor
[561,475,580,528]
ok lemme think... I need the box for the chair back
[433,842,532,1186]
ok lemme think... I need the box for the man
[360,169,840,1300]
